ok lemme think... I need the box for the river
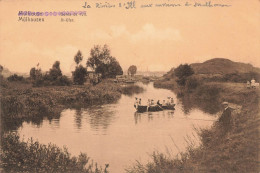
[17,82,217,173]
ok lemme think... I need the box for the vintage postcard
[0,0,259,172]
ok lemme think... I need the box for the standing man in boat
[134,97,139,108]
[147,99,151,111]
[139,98,142,105]
[166,98,170,105]
[218,102,232,135]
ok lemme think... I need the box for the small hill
[164,58,260,78]
[191,58,260,75]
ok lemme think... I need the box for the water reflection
[178,93,221,115]
[74,109,83,129]
[134,112,141,125]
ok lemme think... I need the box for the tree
[30,67,42,80]
[128,65,137,76]
[72,50,87,85]
[174,64,194,86]
[74,50,83,66]
[0,65,3,74]
[49,61,62,80]
[86,45,123,78]
[7,74,24,82]
[72,65,87,85]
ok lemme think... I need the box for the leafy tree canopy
[74,50,83,65]
[128,65,137,76]
[86,45,123,78]
[174,64,194,79]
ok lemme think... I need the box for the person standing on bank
[219,102,232,134]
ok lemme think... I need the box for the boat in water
[135,104,175,113]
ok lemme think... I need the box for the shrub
[174,64,194,86]
[154,80,175,90]
[7,74,25,82]
[72,65,87,85]
[1,133,109,173]
[0,75,9,88]
[185,77,199,90]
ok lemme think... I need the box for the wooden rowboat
[135,104,175,113]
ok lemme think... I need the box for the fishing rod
[175,117,218,122]
[142,112,218,122]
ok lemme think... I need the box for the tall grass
[1,133,109,173]
[153,79,175,90]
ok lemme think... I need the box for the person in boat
[134,97,139,108]
[157,100,161,105]
[139,98,142,105]
[162,100,166,106]
[147,99,151,111]
[166,97,171,105]
[151,99,154,105]
[147,99,151,107]
[170,98,174,105]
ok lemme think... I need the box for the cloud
[90,24,181,43]
[0,41,79,73]
[90,29,112,40]
[110,25,128,37]
[130,24,181,42]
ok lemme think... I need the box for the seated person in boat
[162,100,167,106]
[170,98,174,105]
[157,100,161,106]
[147,99,151,106]
[151,99,155,105]
[139,98,142,105]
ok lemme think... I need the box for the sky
[0,0,259,74]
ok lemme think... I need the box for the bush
[0,75,9,88]
[174,64,194,86]
[1,133,109,173]
[154,80,175,90]
[72,65,87,85]
[185,77,199,90]
[7,74,25,82]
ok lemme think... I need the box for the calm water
[17,83,217,172]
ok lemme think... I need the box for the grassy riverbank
[128,81,259,172]
[0,79,146,132]
[1,80,122,120]
[0,133,108,173]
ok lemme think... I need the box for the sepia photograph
[0,0,259,172]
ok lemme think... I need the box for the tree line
[1,44,139,87]
[28,44,123,86]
